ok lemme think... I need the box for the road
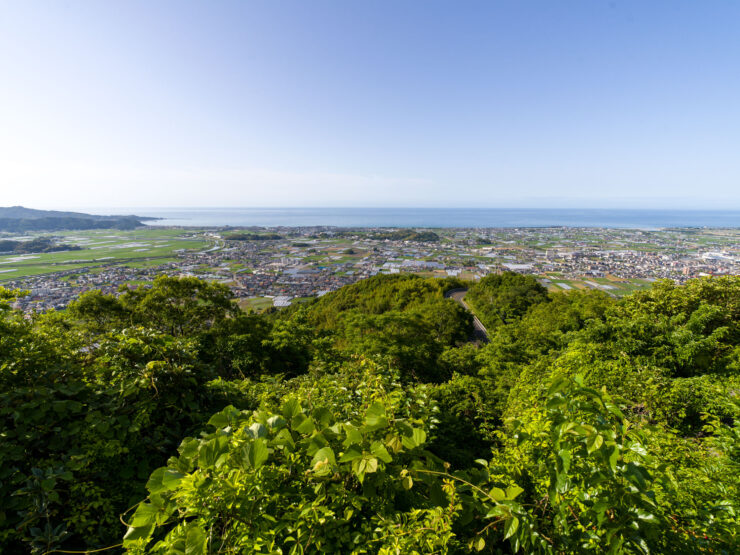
[445,288,489,343]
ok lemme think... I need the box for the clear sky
[1,1,739,209]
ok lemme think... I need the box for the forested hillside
[0,206,151,231]
[1,273,738,554]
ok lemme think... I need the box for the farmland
[0,228,211,281]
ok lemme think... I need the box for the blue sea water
[98,207,740,229]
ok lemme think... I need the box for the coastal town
[3,226,739,313]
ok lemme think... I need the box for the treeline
[370,230,440,242]
[0,273,738,553]
[225,232,284,241]
[0,237,82,254]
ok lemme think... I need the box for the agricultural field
[544,274,654,297]
[237,296,274,312]
[0,228,211,281]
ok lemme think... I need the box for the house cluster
[4,226,738,313]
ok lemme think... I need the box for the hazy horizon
[24,204,740,213]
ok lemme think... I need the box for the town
[3,226,739,313]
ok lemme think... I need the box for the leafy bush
[1,275,739,553]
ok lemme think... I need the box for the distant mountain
[0,206,157,232]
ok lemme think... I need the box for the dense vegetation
[225,233,284,241]
[370,230,440,242]
[1,272,738,553]
[465,273,550,330]
[0,237,82,254]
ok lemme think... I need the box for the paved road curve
[445,288,489,343]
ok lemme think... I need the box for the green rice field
[0,229,211,281]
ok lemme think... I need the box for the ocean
[90,207,740,229]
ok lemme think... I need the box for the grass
[238,297,274,312]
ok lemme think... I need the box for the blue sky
[1,1,739,209]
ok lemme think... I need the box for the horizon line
[29,205,740,212]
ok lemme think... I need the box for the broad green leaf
[292,413,316,435]
[207,406,239,429]
[503,516,519,540]
[145,467,167,494]
[247,422,266,438]
[161,469,184,490]
[364,456,378,474]
[605,402,625,420]
[282,398,302,420]
[272,428,295,450]
[370,441,392,463]
[343,424,363,446]
[244,438,269,469]
[198,435,228,467]
[339,445,364,463]
[123,523,154,547]
[485,505,507,518]
[506,484,524,500]
[130,503,158,527]
[185,523,208,555]
[312,446,336,474]
[266,415,287,430]
[636,509,657,523]
[608,445,620,472]
[363,402,388,431]
[557,449,572,473]
[490,487,506,502]
[178,437,199,462]
[593,499,610,525]
[353,459,367,483]
[385,435,403,453]
[587,433,604,454]
[401,428,426,449]
[307,433,329,456]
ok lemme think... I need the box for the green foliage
[427,374,500,468]
[490,375,739,553]
[306,274,462,329]
[466,272,549,330]
[122,360,460,554]
[0,323,257,552]
[0,236,81,254]
[503,276,740,433]
[1,274,739,554]
[304,274,471,382]
[119,275,238,336]
[334,311,444,382]
[370,230,440,242]
[225,232,283,241]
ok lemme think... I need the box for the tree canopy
[0,274,738,554]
